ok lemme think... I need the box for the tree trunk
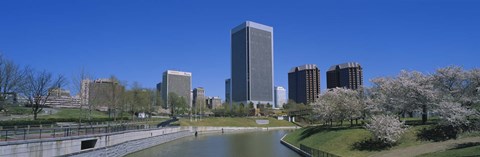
[350,119,353,127]
[422,104,428,125]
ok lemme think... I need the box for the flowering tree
[436,102,477,127]
[313,88,363,126]
[365,114,408,144]
[370,71,436,124]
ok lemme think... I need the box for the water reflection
[126,130,301,157]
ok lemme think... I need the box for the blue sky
[1,0,479,98]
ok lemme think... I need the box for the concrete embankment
[0,126,298,157]
[0,127,185,157]
[279,134,310,157]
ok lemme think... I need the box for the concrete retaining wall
[279,134,310,157]
[70,130,191,157]
[0,127,186,157]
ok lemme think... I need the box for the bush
[417,125,459,142]
[365,114,408,144]
[353,138,397,151]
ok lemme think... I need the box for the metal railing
[0,123,156,142]
[300,144,340,157]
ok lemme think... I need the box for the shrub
[365,114,408,144]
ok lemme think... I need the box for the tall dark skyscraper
[231,21,274,107]
[288,64,320,105]
[326,62,363,90]
[225,78,231,103]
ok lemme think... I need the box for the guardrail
[300,144,340,157]
[0,123,157,142]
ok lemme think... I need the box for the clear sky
[1,0,479,98]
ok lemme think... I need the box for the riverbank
[179,117,296,127]
[282,125,480,157]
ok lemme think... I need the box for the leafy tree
[168,92,188,116]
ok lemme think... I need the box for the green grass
[282,126,432,157]
[418,144,480,157]
[179,117,296,127]
[40,108,109,119]
[4,106,31,115]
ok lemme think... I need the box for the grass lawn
[283,125,432,157]
[418,144,480,157]
[4,106,31,115]
[179,117,296,127]
[40,108,109,119]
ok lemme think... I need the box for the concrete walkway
[370,137,480,157]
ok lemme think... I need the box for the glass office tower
[231,21,274,107]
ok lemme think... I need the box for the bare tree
[0,55,26,110]
[71,68,91,124]
[107,75,124,121]
[21,69,66,120]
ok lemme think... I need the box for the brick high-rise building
[326,62,363,90]
[192,87,206,110]
[288,64,320,105]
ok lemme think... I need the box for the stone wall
[70,130,191,157]
[0,127,187,157]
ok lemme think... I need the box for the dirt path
[370,137,480,157]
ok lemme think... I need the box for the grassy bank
[418,144,480,157]
[40,108,109,119]
[179,117,296,127]
[283,126,431,157]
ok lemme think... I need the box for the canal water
[125,130,301,157]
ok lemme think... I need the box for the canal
[125,129,301,157]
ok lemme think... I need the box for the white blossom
[436,101,477,127]
[365,114,408,144]
[312,88,363,124]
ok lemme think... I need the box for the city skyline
[1,0,479,98]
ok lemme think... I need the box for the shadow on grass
[351,138,396,151]
[451,142,480,150]
[299,126,359,140]
[417,125,458,142]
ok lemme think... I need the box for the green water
[125,130,301,157]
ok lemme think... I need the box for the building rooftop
[327,62,362,71]
[289,64,318,73]
[165,70,192,76]
[231,21,273,34]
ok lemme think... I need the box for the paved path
[370,137,480,157]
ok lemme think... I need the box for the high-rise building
[274,86,286,109]
[156,82,162,94]
[288,64,321,105]
[327,62,363,90]
[80,79,91,106]
[206,96,222,109]
[231,21,274,107]
[85,78,125,111]
[161,70,192,109]
[225,78,231,103]
[192,87,206,110]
